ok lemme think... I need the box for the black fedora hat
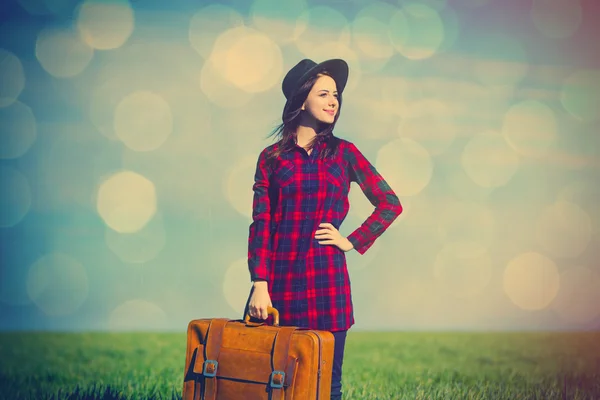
[282,58,349,100]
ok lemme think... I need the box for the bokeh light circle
[375,138,433,197]
[199,53,254,108]
[444,166,494,202]
[535,201,591,258]
[189,4,245,59]
[437,5,461,53]
[212,27,283,93]
[76,0,134,50]
[250,0,307,44]
[35,27,94,78]
[224,33,281,90]
[87,40,207,141]
[26,253,89,316]
[0,49,25,107]
[0,101,37,159]
[502,100,558,157]
[119,84,215,222]
[0,166,32,227]
[440,82,514,134]
[557,180,600,236]
[114,91,173,152]
[351,2,398,60]
[390,3,445,60]
[503,252,560,311]
[105,213,166,264]
[560,70,600,122]
[461,130,520,188]
[209,87,282,159]
[96,170,157,233]
[294,6,351,57]
[37,122,117,210]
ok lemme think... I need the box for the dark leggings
[330,330,348,400]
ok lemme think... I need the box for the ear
[301,103,305,111]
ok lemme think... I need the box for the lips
[324,109,335,116]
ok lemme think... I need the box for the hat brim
[292,58,349,98]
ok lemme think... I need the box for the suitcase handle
[244,306,280,326]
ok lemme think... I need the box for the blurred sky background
[0,0,599,332]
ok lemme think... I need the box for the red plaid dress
[247,136,403,331]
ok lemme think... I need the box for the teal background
[0,0,598,332]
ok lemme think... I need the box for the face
[301,74,339,124]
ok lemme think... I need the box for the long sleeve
[346,142,403,255]
[247,148,273,282]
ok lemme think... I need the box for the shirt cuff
[250,274,268,283]
[347,232,371,255]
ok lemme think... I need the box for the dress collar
[290,134,329,158]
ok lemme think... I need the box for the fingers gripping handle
[244,306,280,326]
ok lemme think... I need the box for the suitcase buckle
[203,359,218,377]
[270,370,285,389]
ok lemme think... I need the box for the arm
[346,142,403,255]
[247,148,273,282]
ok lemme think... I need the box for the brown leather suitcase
[182,307,334,400]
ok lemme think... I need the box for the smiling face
[301,74,339,124]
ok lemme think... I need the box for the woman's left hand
[315,222,354,252]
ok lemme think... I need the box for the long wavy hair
[265,71,342,164]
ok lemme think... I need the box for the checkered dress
[247,136,403,331]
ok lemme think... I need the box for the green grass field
[0,330,598,399]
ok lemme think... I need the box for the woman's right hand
[248,281,272,320]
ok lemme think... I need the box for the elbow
[394,199,403,217]
[386,193,403,216]
[379,195,403,225]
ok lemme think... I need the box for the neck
[294,114,325,145]
[295,125,317,146]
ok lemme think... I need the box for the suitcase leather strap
[201,318,229,400]
[270,326,296,400]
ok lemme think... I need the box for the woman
[246,58,403,400]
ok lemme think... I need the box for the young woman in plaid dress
[247,58,403,400]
